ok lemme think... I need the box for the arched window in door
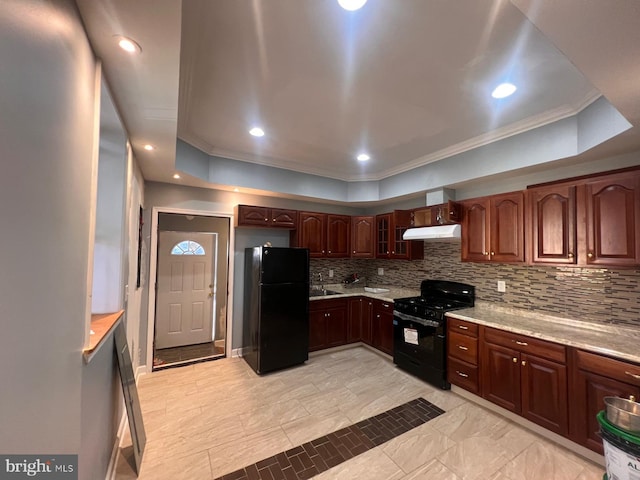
[170,240,206,255]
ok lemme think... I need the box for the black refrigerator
[243,246,310,374]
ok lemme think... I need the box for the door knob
[208,292,213,297]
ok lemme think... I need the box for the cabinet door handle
[456,371,469,378]
[630,395,636,402]
[625,371,640,380]
[587,252,594,258]
[521,360,527,366]
[491,251,495,256]
[514,340,528,346]
[483,251,489,256]
[353,250,356,254]
[458,325,469,330]
[568,252,574,258]
[512,357,518,363]
[457,345,469,351]
[264,218,268,221]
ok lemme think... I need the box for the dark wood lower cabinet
[481,327,568,436]
[482,342,521,413]
[348,297,372,343]
[309,298,347,351]
[568,349,640,454]
[521,353,567,435]
[308,308,327,351]
[372,300,394,355]
[311,296,390,354]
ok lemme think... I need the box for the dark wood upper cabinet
[491,192,525,263]
[528,184,577,265]
[297,212,326,257]
[462,199,490,262]
[326,214,351,258]
[527,168,640,267]
[351,216,374,258]
[412,201,462,227]
[295,212,350,258]
[584,171,640,266]
[376,210,423,260]
[462,192,524,263]
[236,205,297,228]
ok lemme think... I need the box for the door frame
[145,206,235,373]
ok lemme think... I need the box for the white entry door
[155,231,214,349]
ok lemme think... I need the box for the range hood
[403,224,461,241]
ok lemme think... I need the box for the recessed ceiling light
[491,82,517,99]
[173,173,180,179]
[117,36,142,54]
[338,0,368,11]
[233,188,239,192]
[357,153,370,162]
[249,127,265,137]
[143,144,154,151]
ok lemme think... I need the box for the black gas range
[393,280,475,389]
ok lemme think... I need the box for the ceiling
[76,0,640,195]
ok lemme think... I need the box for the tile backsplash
[311,242,640,328]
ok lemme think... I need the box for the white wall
[0,0,96,453]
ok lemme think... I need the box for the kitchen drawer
[448,356,479,394]
[447,317,478,337]
[448,330,478,365]
[574,349,640,387]
[484,327,566,363]
[309,298,346,311]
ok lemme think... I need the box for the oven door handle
[393,311,440,327]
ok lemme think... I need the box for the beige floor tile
[423,389,468,412]
[429,402,509,441]
[575,462,605,480]
[138,450,212,480]
[383,423,457,473]
[500,441,586,480]
[313,446,405,480]
[437,436,511,480]
[207,426,293,478]
[300,386,359,415]
[488,421,540,459]
[340,392,409,422]
[281,408,353,445]
[239,398,310,434]
[399,459,461,480]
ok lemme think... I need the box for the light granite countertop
[309,283,420,303]
[447,302,640,364]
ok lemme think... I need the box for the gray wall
[0,0,93,456]
[0,3,135,479]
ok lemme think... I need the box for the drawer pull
[456,371,469,378]
[625,371,640,380]
[458,325,469,330]
[457,345,469,351]
[514,340,529,346]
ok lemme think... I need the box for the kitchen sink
[309,289,341,297]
